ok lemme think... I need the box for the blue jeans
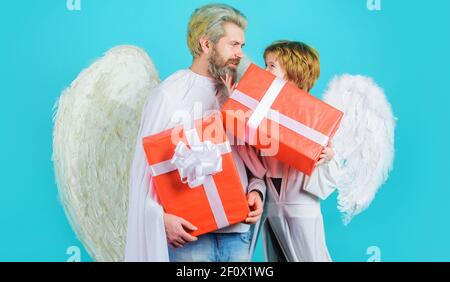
[168,231,252,262]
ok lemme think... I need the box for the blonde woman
[223,40,338,261]
[261,41,339,262]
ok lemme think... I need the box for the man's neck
[190,56,213,79]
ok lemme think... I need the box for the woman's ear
[199,36,211,54]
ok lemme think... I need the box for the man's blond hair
[187,4,247,58]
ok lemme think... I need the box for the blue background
[1,0,449,262]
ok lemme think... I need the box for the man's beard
[208,46,239,89]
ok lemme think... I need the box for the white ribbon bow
[170,140,223,188]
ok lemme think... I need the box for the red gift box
[142,114,250,236]
[222,64,344,175]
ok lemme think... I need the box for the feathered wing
[52,45,160,261]
[322,75,396,225]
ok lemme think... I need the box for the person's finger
[170,241,182,248]
[176,236,190,246]
[179,229,197,243]
[245,216,255,223]
[249,202,263,216]
[179,218,198,231]
[180,231,198,243]
[254,198,263,211]
[224,73,230,84]
[248,195,255,206]
[317,159,325,165]
[248,208,262,217]
[245,216,259,224]
[174,238,186,247]
[320,154,327,158]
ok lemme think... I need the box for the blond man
[125,4,266,262]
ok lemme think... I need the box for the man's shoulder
[141,70,191,119]
[146,69,189,100]
[156,69,192,91]
[144,69,191,108]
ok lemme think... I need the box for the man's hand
[163,213,198,248]
[245,190,263,224]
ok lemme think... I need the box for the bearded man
[124,3,266,262]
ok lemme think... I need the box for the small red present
[222,64,344,175]
[142,114,250,236]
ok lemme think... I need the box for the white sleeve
[124,87,175,262]
[248,177,267,200]
[303,154,342,200]
[236,145,267,200]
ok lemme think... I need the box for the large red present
[142,114,249,237]
[222,64,344,175]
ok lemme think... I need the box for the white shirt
[124,69,265,261]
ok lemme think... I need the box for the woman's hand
[245,191,263,224]
[317,141,335,166]
[220,73,237,96]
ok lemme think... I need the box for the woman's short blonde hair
[264,40,320,91]
[187,4,247,58]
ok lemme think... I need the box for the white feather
[322,75,396,225]
[52,45,160,261]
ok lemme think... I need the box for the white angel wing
[52,45,160,261]
[322,75,396,225]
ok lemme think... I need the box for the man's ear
[199,36,211,54]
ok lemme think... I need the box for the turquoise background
[1,0,449,262]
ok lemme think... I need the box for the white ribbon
[246,77,286,143]
[149,127,231,229]
[171,140,223,188]
[230,78,330,147]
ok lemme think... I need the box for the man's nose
[235,48,244,59]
